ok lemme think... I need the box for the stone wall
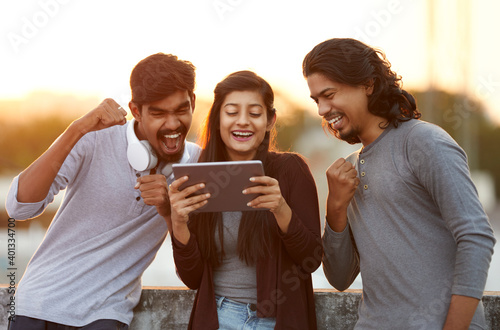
[1,287,498,329]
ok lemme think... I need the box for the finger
[176,183,207,198]
[243,184,279,196]
[169,176,190,192]
[105,105,126,126]
[247,194,274,206]
[185,192,211,205]
[136,174,167,189]
[339,161,354,173]
[248,176,275,185]
[140,187,168,202]
[179,199,209,215]
[331,158,347,170]
[99,99,126,126]
[172,194,210,216]
[248,196,277,209]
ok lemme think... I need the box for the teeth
[164,133,181,139]
[233,131,253,137]
[327,115,342,125]
[162,138,180,150]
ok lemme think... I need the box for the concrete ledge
[1,286,499,329]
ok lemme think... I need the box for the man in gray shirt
[6,53,201,329]
[302,38,496,329]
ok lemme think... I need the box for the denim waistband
[215,295,258,312]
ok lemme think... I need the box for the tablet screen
[172,160,268,213]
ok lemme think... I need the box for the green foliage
[0,116,72,174]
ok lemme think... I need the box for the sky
[1,0,500,291]
[1,0,500,124]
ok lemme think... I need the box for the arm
[168,176,210,289]
[17,99,127,203]
[407,124,496,325]
[324,157,360,232]
[246,154,323,272]
[320,156,361,290]
[322,222,360,291]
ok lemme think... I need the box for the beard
[156,123,188,163]
[327,123,361,144]
[160,142,185,163]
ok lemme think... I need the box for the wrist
[172,220,191,245]
[68,119,90,138]
[325,205,348,233]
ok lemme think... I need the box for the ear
[191,93,196,113]
[365,79,374,96]
[266,112,277,131]
[129,102,142,122]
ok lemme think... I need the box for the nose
[162,113,181,131]
[317,100,331,117]
[236,111,250,126]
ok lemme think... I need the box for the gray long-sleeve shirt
[6,121,200,326]
[322,119,496,329]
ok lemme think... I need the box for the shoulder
[403,120,461,151]
[185,141,201,152]
[185,141,202,162]
[399,119,451,141]
[94,123,127,143]
[401,120,466,168]
[267,151,312,176]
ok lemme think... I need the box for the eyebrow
[149,100,191,113]
[310,87,337,101]
[223,103,264,108]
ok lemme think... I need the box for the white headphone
[126,118,158,171]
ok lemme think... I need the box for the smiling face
[307,73,384,146]
[219,90,275,161]
[130,89,194,163]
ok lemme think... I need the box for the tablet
[172,160,267,213]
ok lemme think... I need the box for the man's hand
[74,98,127,135]
[443,295,480,330]
[325,158,360,232]
[135,174,171,218]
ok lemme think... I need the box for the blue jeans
[216,296,276,329]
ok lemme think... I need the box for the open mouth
[161,132,182,153]
[326,114,344,130]
[232,130,253,141]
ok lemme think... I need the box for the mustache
[158,126,187,136]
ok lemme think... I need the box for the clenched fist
[75,98,127,135]
[325,158,360,232]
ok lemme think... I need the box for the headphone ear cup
[127,140,158,171]
[127,119,158,171]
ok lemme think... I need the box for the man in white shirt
[6,53,201,330]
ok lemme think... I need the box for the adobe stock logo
[353,0,403,44]
[212,0,244,21]
[204,165,243,199]
[7,0,72,54]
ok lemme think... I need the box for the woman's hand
[243,176,292,233]
[168,176,211,244]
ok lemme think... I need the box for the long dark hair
[303,38,421,134]
[189,71,278,267]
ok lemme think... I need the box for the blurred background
[1,0,499,291]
